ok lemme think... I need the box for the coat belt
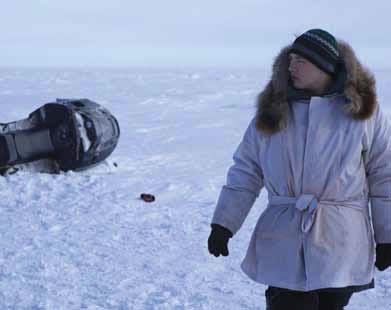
[268,194,368,233]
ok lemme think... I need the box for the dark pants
[265,286,354,310]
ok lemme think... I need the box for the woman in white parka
[208,29,391,310]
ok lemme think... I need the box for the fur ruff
[255,41,377,135]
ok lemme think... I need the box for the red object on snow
[140,193,155,202]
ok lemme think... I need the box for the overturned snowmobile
[0,98,120,175]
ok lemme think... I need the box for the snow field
[0,67,390,309]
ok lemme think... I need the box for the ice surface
[0,67,390,309]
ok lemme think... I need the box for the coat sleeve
[363,105,391,244]
[211,117,265,235]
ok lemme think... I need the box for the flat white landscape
[0,66,390,309]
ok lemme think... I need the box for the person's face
[288,53,331,94]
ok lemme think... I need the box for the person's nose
[289,61,297,74]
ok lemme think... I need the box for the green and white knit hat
[290,29,340,75]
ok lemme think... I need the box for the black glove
[208,224,233,257]
[375,243,391,271]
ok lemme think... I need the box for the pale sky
[1,0,390,68]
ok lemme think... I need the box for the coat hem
[240,263,375,292]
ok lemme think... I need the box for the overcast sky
[1,0,390,68]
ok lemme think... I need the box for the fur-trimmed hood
[255,41,377,135]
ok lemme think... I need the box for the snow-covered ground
[0,66,390,309]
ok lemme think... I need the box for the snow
[0,67,390,309]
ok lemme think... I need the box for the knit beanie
[289,29,340,75]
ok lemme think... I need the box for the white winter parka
[212,41,391,291]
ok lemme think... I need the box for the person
[208,29,391,310]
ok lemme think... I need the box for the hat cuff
[290,44,336,75]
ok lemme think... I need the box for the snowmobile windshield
[56,98,120,171]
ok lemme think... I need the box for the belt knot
[268,193,319,233]
[296,194,318,233]
[268,193,368,233]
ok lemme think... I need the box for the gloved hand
[375,243,391,271]
[208,224,233,257]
